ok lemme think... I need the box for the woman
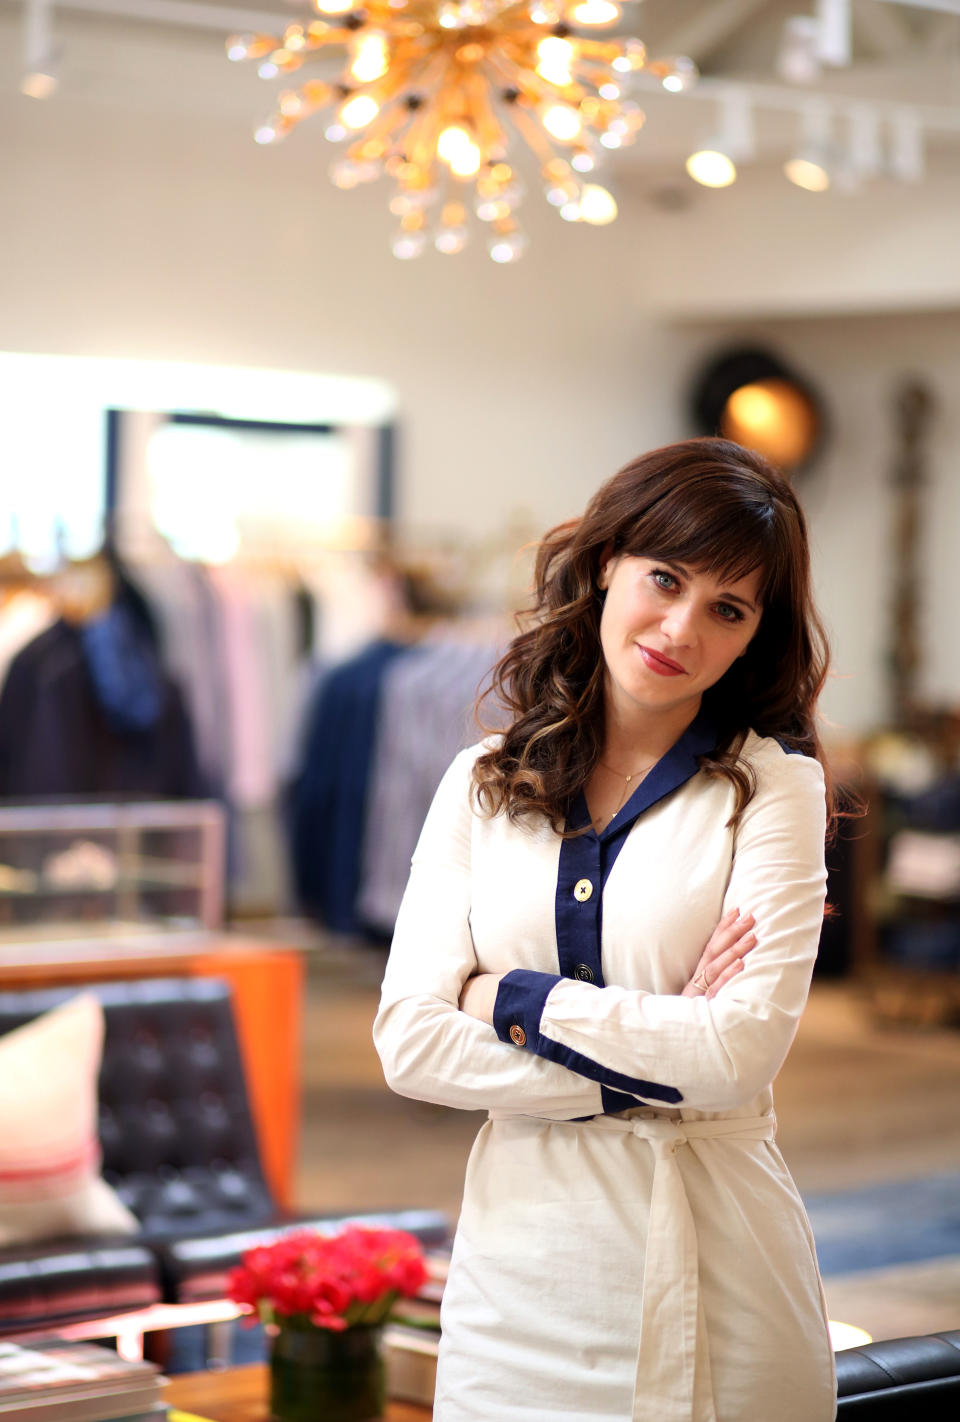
[374,438,837,1422]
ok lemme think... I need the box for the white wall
[633,164,960,321]
[664,313,960,735]
[0,86,685,544]
[3,17,960,735]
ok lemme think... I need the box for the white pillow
[0,993,138,1246]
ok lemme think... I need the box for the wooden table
[164,1364,432,1422]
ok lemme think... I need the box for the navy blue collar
[569,709,718,842]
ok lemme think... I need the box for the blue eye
[651,569,677,591]
[715,603,744,623]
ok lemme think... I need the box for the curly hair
[473,437,834,836]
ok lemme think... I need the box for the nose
[660,597,699,646]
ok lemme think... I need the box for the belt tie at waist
[592,1112,777,1422]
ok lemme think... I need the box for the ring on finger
[693,968,710,992]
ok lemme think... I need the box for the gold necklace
[598,758,655,783]
[595,758,655,827]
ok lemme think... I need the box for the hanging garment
[81,602,165,734]
[374,722,836,1422]
[207,566,275,811]
[133,559,231,796]
[356,640,503,936]
[0,618,203,799]
[255,574,304,789]
[290,638,406,933]
[0,591,56,694]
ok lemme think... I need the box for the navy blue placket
[554,711,719,1113]
[554,806,604,988]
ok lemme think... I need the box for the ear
[597,543,617,591]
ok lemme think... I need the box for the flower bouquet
[228,1225,428,1422]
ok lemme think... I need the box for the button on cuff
[509,1024,527,1048]
[493,969,563,1051]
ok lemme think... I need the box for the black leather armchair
[0,1241,159,1334]
[0,977,447,1335]
[836,1329,960,1417]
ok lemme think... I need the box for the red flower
[227,1226,428,1331]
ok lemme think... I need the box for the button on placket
[556,829,604,991]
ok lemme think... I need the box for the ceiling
[21,0,958,76]
[3,1,959,177]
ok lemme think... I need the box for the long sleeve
[492,748,828,1113]
[373,748,605,1119]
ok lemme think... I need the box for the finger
[702,951,753,992]
[708,933,757,970]
[703,941,756,993]
[709,911,755,946]
[710,908,742,940]
[704,920,756,960]
[705,959,745,998]
[720,909,754,928]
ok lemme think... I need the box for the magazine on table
[0,1343,164,1422]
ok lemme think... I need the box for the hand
[458,973,503,1026]
[681,908,757,1000]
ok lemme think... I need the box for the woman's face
[597,554,763,726]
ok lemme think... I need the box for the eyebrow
[660,560,760,614]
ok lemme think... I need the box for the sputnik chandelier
[227,1,696,261]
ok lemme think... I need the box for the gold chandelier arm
[503,94,565,167]
[347,102,409,160]
[497,43,593,114]
[300,26,355,52]
[403,95,449,175]
[464,70,510,157]
[343,47,430,111]
[577,61,617,86]
[572,37,628,64]
[487,0,542,26]
[490,42,563,103]
[392,0,446,23]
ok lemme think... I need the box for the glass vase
[269,1323,385,1422]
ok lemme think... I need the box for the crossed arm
[373,745,827,1118]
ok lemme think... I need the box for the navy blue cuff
[494,969,561,1051]
[494,970,683,1106]
[601,1086,648,1114]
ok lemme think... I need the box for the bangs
[619,490,783,600]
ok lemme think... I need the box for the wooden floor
[290,936,960,1345]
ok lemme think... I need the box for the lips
[637,644,687,676]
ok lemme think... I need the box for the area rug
[804,1170,960,1275]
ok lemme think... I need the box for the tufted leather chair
[0,978,448,1331]
[0,1241,159,1333]
[835,1329,960,1417]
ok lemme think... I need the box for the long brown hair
[474,437,834,835]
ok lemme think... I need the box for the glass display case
[0,800,225,954]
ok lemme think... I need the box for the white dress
[373,717,837,1422]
